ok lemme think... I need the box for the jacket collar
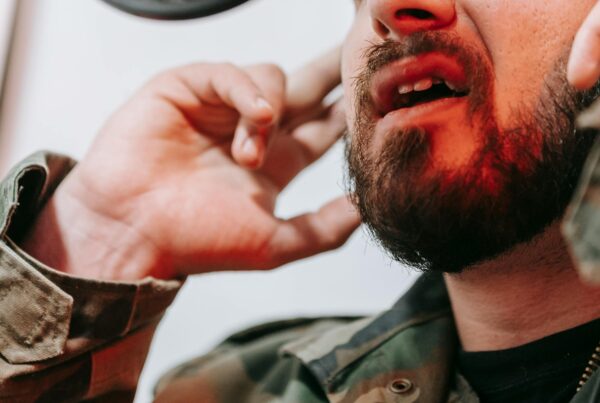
[282,273,457,399]
[281,271,600,402]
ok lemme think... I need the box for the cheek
[463,0,596,128]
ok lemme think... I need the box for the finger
[290,100,347,165]
[162,63,276,128]
[568,2,600,89]
[282,101,331,133]
[261,100,347,189]
[231,122,276,169]
[286,46,342,116]
[265,196,361,268]
[232,64,287,168]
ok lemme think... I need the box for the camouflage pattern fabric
[155,273,457,402]
[0,152,182,402]
[154,273,600,402]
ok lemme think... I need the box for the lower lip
[376,96,468,135]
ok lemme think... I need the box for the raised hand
[22,49,360,280]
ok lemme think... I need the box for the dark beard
[346,33,600,273]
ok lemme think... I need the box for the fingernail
[243,136,258,158]
[254,97,273,110]
[255,97,273,112]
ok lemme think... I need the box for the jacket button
[388,378,413,394]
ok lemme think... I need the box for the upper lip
[370,52,470,116]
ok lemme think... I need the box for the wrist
[20,180,173,281]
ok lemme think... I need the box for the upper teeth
[414,78,433,92]
[398,77,452,94]
[398,84,413,94]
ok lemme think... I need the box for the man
[2,0,600,401]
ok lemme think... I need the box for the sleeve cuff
[0,151,182,364]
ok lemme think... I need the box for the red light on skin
[371,52,468,117]
[432,125,544,198]
[375,96,477,171]
[426,106,479,167]
[501,128,544,175]
[370,52,475,169]
[368,52,544,198]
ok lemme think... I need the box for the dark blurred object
[563,98,600,285]
[101,0,253,20]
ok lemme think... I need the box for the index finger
[286,46,342,114]
[568,1,600,89]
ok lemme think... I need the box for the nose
[368,0,456,39]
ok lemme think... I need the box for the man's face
[342,0,600,272]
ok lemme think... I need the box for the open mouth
[393,78,468,110]
[370,53,470,117]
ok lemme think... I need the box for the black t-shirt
[458,319,600,403]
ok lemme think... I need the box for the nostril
[375,20,390,36]
[395,9,434,20]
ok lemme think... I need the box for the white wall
[0,1,418,401]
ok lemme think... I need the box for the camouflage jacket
[153,274,600,403]
[2,146,600,402]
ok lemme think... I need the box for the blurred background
[0,1,417,401]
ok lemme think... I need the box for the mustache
[355,32,494,118]
[360,31,489,80]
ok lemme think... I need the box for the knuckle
[146,70,178,89]
[145,63,209,89]
[139,71,187,99]
[218,61,238,71]
[252,63,286,85]
[218,62,245,78]
[218,63,256,90]
[260,63,285,77]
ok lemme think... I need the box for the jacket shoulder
[154,316,360,403]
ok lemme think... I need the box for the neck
[445,222,600,352]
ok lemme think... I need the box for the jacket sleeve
[0,151,182,402]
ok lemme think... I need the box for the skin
[22,53,361,280]
[343,0,600,351]
[21,0,600,352]
[570,1,600,89]
[343,0,597,168]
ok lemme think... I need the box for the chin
[348,32,600,273]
